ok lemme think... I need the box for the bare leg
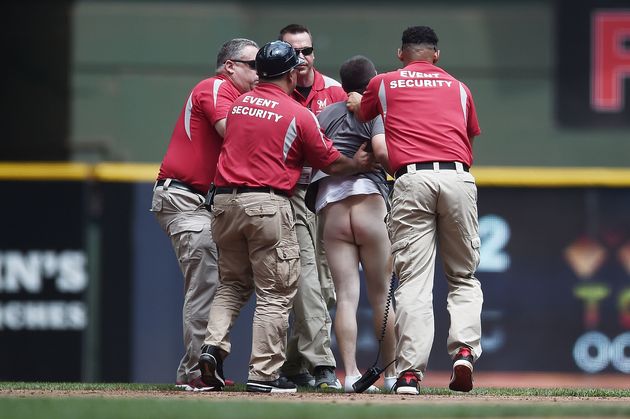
[351,195,396,378]
[322,200,362,377]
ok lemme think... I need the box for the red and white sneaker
[176,376,217,392]
[394,371,420,395]
[189,376,217,392]
[449,347,474,392]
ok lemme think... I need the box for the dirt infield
[420,371,629,389]
[2,388,629,406]
[1,373,627,404]
[332,371,630,392]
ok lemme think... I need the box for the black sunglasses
[230,59,256,70]
[294,47,314,56]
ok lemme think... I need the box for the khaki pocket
[245,206,278,217]
[170,222,204,236]
[276,245,300,290]
[457,173,478,203]
[277,245,300,261]
[391,238,410,254]
[150,194,163,212]
[211,207,225,217]
[390,238,411,284]
[170,223,206,262]
[245,205,281,245]
[470,235,481,270]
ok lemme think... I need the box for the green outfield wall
[6,1,629,165]
[68,0,630,166]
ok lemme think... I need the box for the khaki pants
[151,185,218,384]
[204,191,300,381]
[388,165,483,379]
[282,187,336,375]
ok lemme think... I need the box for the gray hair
[216,38,259,72]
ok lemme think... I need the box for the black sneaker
[246,376,297,393]
[282,372,315,388]
[198,345,225,390]
[394,371,419,395]
[313,366,342,390]
[449,347,474,392]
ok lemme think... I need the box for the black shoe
[282,372,315,388]
[449,347,474,392]
[198,345,225,390]
[246,376,297,393]
[394,371,419,395]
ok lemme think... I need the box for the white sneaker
[344,374,381,393]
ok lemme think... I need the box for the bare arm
[370,133,392,176]
[214,118,227,138]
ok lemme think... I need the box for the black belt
[215,186,288,197]
[155,179,205,196]
[395,162,469,179]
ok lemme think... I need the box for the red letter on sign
[591,11,630,112]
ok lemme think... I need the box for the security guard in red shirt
[348,26,483,396]
[198,41,376,393]
[151,38,259,391]
[277,23,345,389]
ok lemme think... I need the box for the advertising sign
[556,0,630,127]
[132,185,630,383]
[0,182,87,381]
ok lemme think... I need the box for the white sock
[344,374,381,393]
[384,376,397,392]
[344,374,362,393]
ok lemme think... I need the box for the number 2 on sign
[478,214,511,273]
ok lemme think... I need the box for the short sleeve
[369,115,385,137]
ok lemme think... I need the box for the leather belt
[395,162,470,179]
[215,186,288,197]
[155,179,205,196]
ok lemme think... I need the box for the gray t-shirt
[304,102,389,212]
[316,102,384,158]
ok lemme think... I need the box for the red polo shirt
[358,60,481,173]
[215,83,341,194]
[158,74,240,195]
[291,69,347,115]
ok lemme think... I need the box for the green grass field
[1,382,629,419]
